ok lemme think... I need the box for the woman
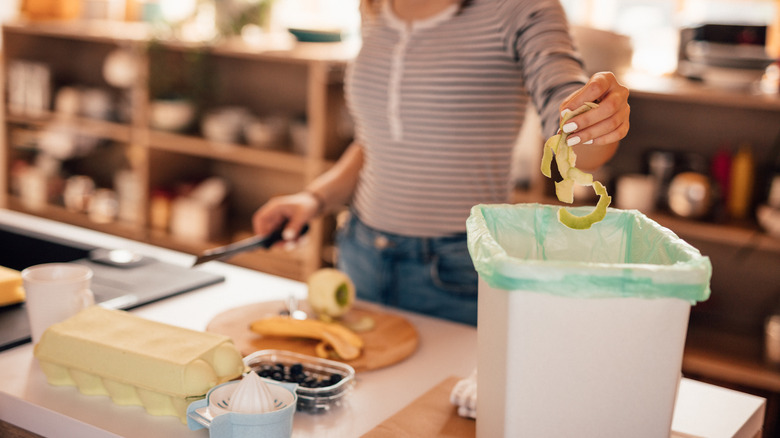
[253,0,630,326]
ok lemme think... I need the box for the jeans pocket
[430,241,478,297]
[338,211,396,251]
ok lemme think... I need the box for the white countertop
[0,209,766,438]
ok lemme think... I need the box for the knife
[192,222,309,267]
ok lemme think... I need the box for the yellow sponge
[0,266,25,306]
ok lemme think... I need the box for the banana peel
[250,316,363,361]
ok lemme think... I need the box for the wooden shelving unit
[1,20,357,281]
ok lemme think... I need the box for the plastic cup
[22,263,94,344]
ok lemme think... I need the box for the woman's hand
[252,191,321,243]
[560,71,629,146]
[252,142,364,243]
[559,71,630,169]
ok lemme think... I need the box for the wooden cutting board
[206,300,419,372]
[363,376,476,438]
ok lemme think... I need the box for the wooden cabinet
[1,21,357,281]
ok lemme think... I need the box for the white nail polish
[584,139,594,145]
[562,122,577,134]
[567,136,581,146]
[561,109,572,118]
[282,228,296,241]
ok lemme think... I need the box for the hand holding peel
[541,73,629,229]
[541,102,612,229]
[559,72,630,149]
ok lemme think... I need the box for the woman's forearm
[305,142,364,214]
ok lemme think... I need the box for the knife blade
[192,222,309,267]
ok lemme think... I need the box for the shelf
[683,324,780,394]
[2,20,358,68]
[651,213,780,254]
[208,36,359,66]
[2,20,151,44]
[6,196,142,241]
[147,130,315,174]
[622,71,780,112]
[5,113,132,143]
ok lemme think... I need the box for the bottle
[728,144,755,220]
[709,147,731,221]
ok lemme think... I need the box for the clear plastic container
[243,349,355,414]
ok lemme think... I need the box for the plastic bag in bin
[466,203,711,303]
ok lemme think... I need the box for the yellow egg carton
[0,266,25,306]
[34,306,246,423]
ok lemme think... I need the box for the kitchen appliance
[678,24,773,89]
[0,224,224,351]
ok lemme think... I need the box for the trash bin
[466,203,711,438]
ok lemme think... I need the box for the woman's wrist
[303,189,326,216]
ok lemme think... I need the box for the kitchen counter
[0,209,767,437]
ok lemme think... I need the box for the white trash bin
[466,204,711,438]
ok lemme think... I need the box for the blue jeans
[335,211,478,326]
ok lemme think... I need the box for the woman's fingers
[568,102,630,146]
[560,72,630,145]
[252,192,319,240]
[252,200,290,237]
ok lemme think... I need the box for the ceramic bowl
[150,99,196,132]
[201,107,251,144]
[245,116,288,149]
[288,28,344,43]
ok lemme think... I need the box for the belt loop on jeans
[421,237,432,261]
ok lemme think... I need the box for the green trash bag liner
[466,204,711,303]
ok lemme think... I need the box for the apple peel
[558,181,611,230]
[540,102,611,230]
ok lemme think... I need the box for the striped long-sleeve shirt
[345,0,587,237]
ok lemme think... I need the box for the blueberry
[290,363,304,375]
